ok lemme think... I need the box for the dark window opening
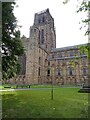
[38,67,40,76]
[68,67,73,76]
[38,30,40,44]
[58,69,60,76]
[42,16,45,22]
[48,62,50,66]
[41,29,44,44]
[39,57,41,64]
[45,59,47,62]
[70,70,72,75]
[47,69,50,76]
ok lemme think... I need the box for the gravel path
[0,86,81,92]
[0,88,56,91]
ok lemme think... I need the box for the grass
[30,84,59,88]
[1,87,89,118]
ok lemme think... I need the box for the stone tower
[30,8,56,52]
[26,8,56,84]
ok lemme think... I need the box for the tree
[76,1,90,58]
[63,1,90,89]
[63,0,90,35]
[63,0,90,58]
[2,2,24,81]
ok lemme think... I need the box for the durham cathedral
[9,9,88,85]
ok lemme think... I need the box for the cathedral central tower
[29,8,56,52]
[25,8,57,84]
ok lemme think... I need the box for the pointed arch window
[70,68,72,75]
[47,69,50,76]
[38,30,40,44]
[48,61,50,66]
[41,29,44,44]
[42,16,45,22]
[68,67,73,76]
[38,67,40,76]
[57,68,60,76]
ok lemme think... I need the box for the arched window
[68,67,73,76]
[41,29,44,44]
[38,30,40,44]
[42,16,45,22]
[47,69,50,76]
[70,68,72,75]
[39,57,41,64]
[57,68,60,76]
[38,67,40,76]
[48,62,50,66]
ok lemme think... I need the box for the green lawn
[1,87,89,118]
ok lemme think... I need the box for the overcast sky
[14,0,88,48]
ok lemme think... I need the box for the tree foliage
[63,0,90,35]
[77,1,90,36]
[2,2,24,80]
[63,0,90,58]
[77,1,90,58]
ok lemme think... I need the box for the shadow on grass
[2,93,26,118]
[2,92,64,118]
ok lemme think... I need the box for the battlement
[34,8,54,25]
[36,8,49,15]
